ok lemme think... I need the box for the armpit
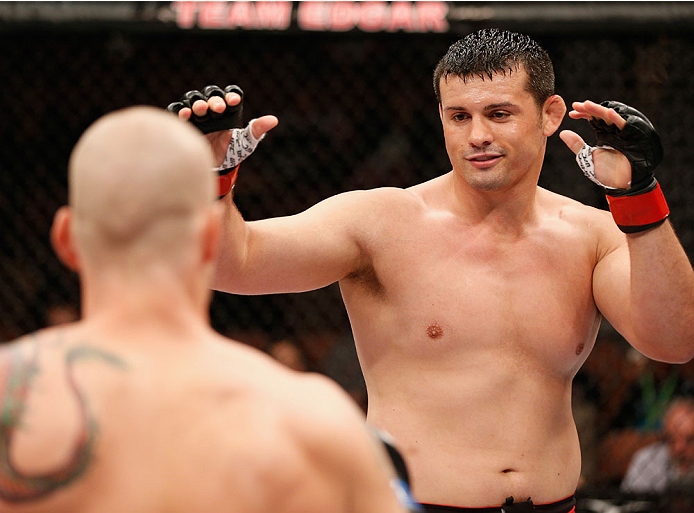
[345,263,385,297]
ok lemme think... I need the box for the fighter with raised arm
[0,106,409,513]
[173,28,694,512]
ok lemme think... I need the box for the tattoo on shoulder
[0,332,128,503]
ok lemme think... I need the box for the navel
[575,342,585,355]
[426,323,444,339]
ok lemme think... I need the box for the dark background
[1,2,693,509]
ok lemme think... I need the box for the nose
[468,116,493,148]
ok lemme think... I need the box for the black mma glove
[167,85,265,198]
[576,101,669,233]
[167,84,244,134]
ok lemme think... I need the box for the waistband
[420,494,576,513]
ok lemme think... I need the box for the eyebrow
[444,101,518,112]
[484,102,517,111]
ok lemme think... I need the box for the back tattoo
[0,334,127,502]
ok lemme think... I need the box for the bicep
[216,191,368,295]
[592,233,638,343]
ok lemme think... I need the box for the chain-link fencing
[1,5,694,504]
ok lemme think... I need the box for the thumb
[559,130,586,155]
[251,115,279,140]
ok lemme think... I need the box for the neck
[447,170,541,234]
[79,265,211,337]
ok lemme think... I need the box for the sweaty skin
[208,67,694,507]
[0,108,404,513]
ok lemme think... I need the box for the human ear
[50,206,81,272]
[542,95,567,137]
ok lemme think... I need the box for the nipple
[426,323,444,339]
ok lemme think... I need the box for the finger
[572,100,627,129]
[251,115,279,139]
[605,108,627,130]
[571,100,608,114]
[225,92,242,106]
[559,130,586,155]
[192,99,209,117]
[568,110,593,121]
[583,100,626,129]
[178,107,192,121]
[570,101,603,119]
[207,95,226,114]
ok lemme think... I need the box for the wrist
[217,165,240,199]
[605,180,669,233]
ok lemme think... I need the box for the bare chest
[343,216,600,374]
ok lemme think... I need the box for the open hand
[559,100,632,189]
[176,91,278,166]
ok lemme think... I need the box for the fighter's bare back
[0,322,400,513]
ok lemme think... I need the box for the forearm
[569,100,694,361]
[212,193,251,292]
[627,220,694,361]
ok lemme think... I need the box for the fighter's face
[438,68,548,192]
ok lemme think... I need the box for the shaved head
[68,106,215,269]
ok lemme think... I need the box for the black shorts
[419,494,576,513]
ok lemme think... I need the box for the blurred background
[1,2,694,511]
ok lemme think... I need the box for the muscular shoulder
[537,187,625,257]
[211,339,362,429]
[283,372,365,431]
[0,328,59,367]
[1,332,34,353]
[0,334,30,387]
[230,370,395,511]
[281,373,378,479]
[0,337,20,393]
[314,186,425,224]
[538,187,608,224]
[256,370,368,456]
[221,358,372,462]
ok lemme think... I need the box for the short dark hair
[433,28,555,108]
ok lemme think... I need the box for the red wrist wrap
[605,181,669,233]
[218,165,240,198]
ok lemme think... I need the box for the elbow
[670,323,694,363]
[671,346,694,364]
[663,352,694,365]
[631,317,694,363]
[631,333,694,364]
[643,342,694,365]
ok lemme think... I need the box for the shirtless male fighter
[173,29,694,512]
[0,107,410,513]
